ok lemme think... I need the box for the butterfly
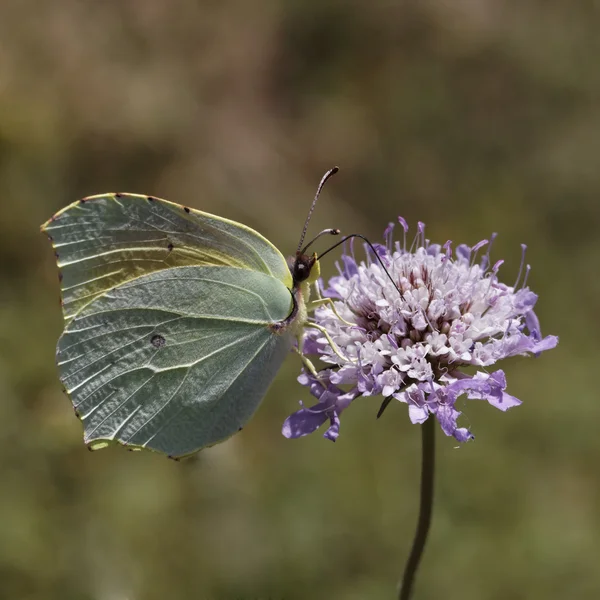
[41,168,340,458]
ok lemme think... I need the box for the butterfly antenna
[318,233,402,297]
[300,228,341,254]
[297,166,339,253]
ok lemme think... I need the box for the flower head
[283,218,558,442]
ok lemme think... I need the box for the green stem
[398,417,436,600]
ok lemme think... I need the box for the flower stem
[398,416,436,600]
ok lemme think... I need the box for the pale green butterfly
[42,168,340,458]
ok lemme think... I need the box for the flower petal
[533,334,558,354]
[282,402,329,439]
[323,412,341,441]
[408,404,429,424]
[448,370,521,411]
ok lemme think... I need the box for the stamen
[398,216,408,252]
[384,222,395,253]
[443,240,452,261]
[521,264,531,289]
[513,244,527,289]
[483,259,504,297]
[364,242,373,267]
[470,239,488,267]
[482,232,497,271]
[418,222,425,247]
[422,308,436,332]
[409,222,426,253]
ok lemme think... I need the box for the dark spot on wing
[80,198,86,204]
[238,427,243,432]
[151,334,166,348]
[58,272,63,282]
[54,251,60,259]
[115,193,123,198]
[167,242,174,252]
[147,196,156,202]
[183,206,190,213]
[168,455,181,462]
[74,409,80,418]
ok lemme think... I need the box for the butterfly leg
[303,322,356,364]
[293,344,323,382]
[308,284,354,327]
[294,327,350,390]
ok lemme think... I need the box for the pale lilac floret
[282,218,558,442]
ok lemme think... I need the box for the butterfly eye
[292,255,316,284]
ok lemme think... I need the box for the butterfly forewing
[42,193,292,323]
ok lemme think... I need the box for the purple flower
[283,219,558,442]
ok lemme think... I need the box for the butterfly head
[290,251,320,287]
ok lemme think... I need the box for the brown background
[0,1,595,599]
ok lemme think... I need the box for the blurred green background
[0,1,596,598]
